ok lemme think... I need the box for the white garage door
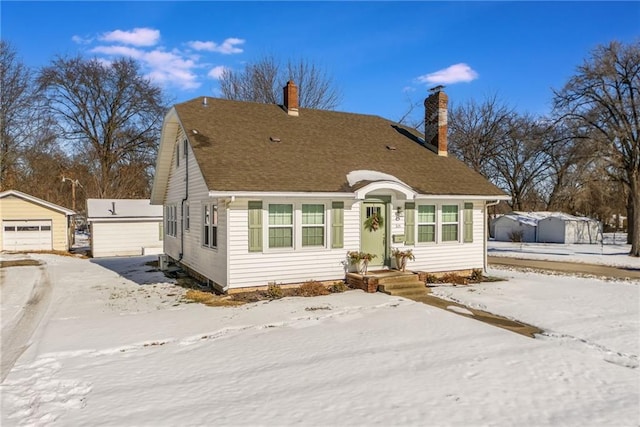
[3,220,53,251]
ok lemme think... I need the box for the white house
[150,83,509,292]
[537,214,601,244]
[1,190,75,252]
[86,199,163,257]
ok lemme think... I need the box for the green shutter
[248,201,263,252]
[404,202,415,245]
[464,202,474,243]
[331,201,344,248]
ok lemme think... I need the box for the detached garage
[87,199,163,258]
[0,190,75,252]
[537,214,601,244]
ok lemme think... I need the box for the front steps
[375,271,429,298]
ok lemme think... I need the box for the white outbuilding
[492,212,540,242]
[537,214,601,244]
[86,199,163,257]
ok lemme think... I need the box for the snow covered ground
[1,253,638,426]
[488,233,639,269]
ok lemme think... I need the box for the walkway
[488,256,640,280]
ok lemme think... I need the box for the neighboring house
[86,199,163,257]
[537,214,601,244]
[150,83,509,292]
[0,189,75,252]
[492,211,601,244]
[493,213,540,242]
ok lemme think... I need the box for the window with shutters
[268,204,293,248]
[417,205,436,243]
[442,205,459,242]
[302,204,325,247]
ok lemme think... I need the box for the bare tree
[448,94,515,178]
[0,41,41,190]
[489,115,553,211]
[38,56,166,198]
[553,41,640,256]
[219,56,342,109]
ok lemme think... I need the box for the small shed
[492,213,539,242]
[0,190,75,252]
[537,214,601,244]
[86,199,163,257]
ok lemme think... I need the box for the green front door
[361,202,386,267]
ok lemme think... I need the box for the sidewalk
[488,256,640,280]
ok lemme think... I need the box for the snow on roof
[346,170,409,187]
[86,199,162,220]
[506,211,599,226]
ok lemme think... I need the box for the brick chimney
[283,80,299,116]
[424,85,448,156]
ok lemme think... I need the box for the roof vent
[270,136,281,143]
[203,97,208,107]
[386,145,397,151]
[108,202,117,215]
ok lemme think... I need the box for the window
[166,205,177,237]
[441,205,459,242]
[417,205,436,243]
[268,204,293,248]
[203,204,218,248]
[302,204,325,247]
[184,203,190,231]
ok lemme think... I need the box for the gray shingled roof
[174,97,506,197]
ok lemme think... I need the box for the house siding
[227,199,360,289]
[0,195,69,251]
[163,129,227,287]
[390,200,485,272]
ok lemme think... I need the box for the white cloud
[91,45,200,90]
[188,38,245,54]
[417,63,479,85]
[100,28,160,47]
[207,66,227,79]
[71,35,93,45]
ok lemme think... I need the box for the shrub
[297,281,330,297]
[440,272,469,285]
[508,230,524,242]
[470,269,484,282]
[424,274,439,284]
[266,283,284,299]
[329,281,349,293]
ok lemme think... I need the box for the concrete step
[376,273,421,285]
[378,281,425,292]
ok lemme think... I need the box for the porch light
[396,206,403,220]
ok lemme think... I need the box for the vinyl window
[302,204,325,247]
[441,205,459,242]
[268,204,293,248]
[417,205,436,243]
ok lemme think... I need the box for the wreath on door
[364,212,384,232]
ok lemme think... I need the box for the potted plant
[391,248,415,272]
[347,251,377,275]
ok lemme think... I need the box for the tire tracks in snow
[1,263,53,382]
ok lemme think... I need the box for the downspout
[178,139,188,262]
[484,200,501,272]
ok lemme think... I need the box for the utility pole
[62,176,81,211]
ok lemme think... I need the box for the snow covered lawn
[1,254,638,426]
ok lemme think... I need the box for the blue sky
[3,1,639,122]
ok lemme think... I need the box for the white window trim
[263,201,331,252]
[166,205,177,237]
[301,203,326,248]
[414,202,463,245]
[417,204,437,244]
[202,203,218,249]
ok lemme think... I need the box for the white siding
[91,221,162,257]
[163,129,227,286]
[537,217,565,243]
[391,201,485,272]
[227,200,360,289]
